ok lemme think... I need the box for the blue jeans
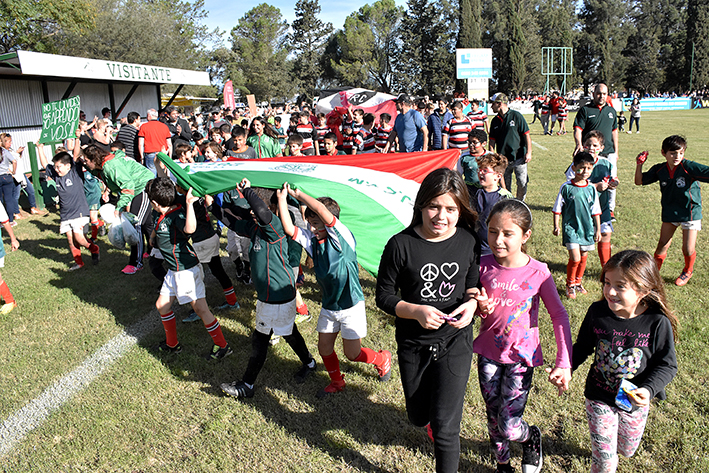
[0,174,18,221]
[13,175,37,209]
[144,152,157,176]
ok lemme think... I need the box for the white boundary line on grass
[0,315,160,456]
[531,140,548,151]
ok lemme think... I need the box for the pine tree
[290,0,333,99]
[686,0,709,90]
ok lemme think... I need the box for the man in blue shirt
[384,94,429,153]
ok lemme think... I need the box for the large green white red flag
[157,150,460,275]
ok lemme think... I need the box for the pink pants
[585,398,649,473]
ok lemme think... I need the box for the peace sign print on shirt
[419,262,459,302]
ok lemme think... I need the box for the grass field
[2,109,709,472]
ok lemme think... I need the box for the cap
[490,93,509,103]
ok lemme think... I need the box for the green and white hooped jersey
[553,180,601,246]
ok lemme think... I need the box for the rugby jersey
[443,117,473,149]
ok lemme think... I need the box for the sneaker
[636,131,640,134]
[215,301,240,310]
[0,302,17,315]
[575,284,588,295]
[69,262,84,271]
[627,130,632,134]
[316,378,346,398]
[233,258,245,279]
[207,343,233,360]
[565,285,576,299]
[121,264,142,275]
[269,334,281,345]
[98,224,107,236]
[182,310,201,323]
[521,425,543,473]
[221,380,255,399]
[10,221,17,227]
[376,350,392,382]
[294,358,317,383]
[496,463,515,473]
[675,271,693,286]
[155,340,182,354]
[30,207,47,215]
[610,210,616,222]
[91,251,100,265]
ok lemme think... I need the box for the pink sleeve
[538,275,573,368]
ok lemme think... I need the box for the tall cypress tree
[686,0,709,90]
[290,0,333,98]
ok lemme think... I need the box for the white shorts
[59,216,90,235]
[193,233,220,263]
[600,221,614,234]
[226,229,251,262]
[0,256,4,268]
[160,265,206,305]
[566,243,595,252]
[671,220,701,230]
[255,299,296,336]
[317,300,367,339]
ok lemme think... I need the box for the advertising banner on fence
[622,97,691,112]
[39,96,80,144]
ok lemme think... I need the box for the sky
[201,0,407,43]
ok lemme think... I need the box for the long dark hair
[409,168,477,233]
[248,116,279,140]
[601,249,678,341]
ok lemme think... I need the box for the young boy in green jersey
[635,135,709,286]
[214,179,316,399]
[146,177,232,359]
[553,152,601,299]
[277,183,392,397]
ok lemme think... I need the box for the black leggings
[243,324,312,385]
[207,255,233,289]
[128,191,153,267]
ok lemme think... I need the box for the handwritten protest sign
[39,96,81,144]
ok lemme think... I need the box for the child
[37,147,100,270]
[565,131,617,267]
[273,116,287,152]
[618,110,627,133]
[278,183,391,397]
[474,199,572,473]
[554,152,602,298]
[352,113,376,154]
[0,199,19,314]
[442,101,473,150]
[458,128,492,192]
[174,143,196,163]
[375,113,393,152]
[225,126,257,159]
[571,249,677,473]
[470,152,511,256]
[341,122,355,155]
[635,135,709,286]
[315,113,329,151]
[376,168,480,473]
[556,97,568,135]
[466,99,488,133]
[321,132,344,156]
[203,142,224,162]
[145,178,232,359]
[287,134,304,157]
[292,112,318,155]
[215,179,316,398]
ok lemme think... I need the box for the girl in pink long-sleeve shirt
[473,199,573,473]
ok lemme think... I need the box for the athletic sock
[223,286,237,306]
[90,221,99,240]
[204,318,227,348]
[0,281,15,304]
[566,259,580,286]
[160,311,178,347]
[598,241,612,267]
[654,252,667,270]
[89,242,99,254]
[296,303,309,315]
[684,252,697,273]
[71,247,84,266]
[322,351,344,383]
[575,254,588,284]
[354,346,379,365]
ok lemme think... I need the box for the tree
[457,0,482,49]
[623,0,664,94]
[230,3,294,102]
[290,0,333,99]
[327,0,404,93]
[0,0,95,53]
[535,0,577,92]
[685,0,709,90]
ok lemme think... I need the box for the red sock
[91,221,99,240]
[296,303,309,315]
[204,318,227,348]
[684,252,697,273]
[0,281,15,304]
[575,254,588,284]
[354,346,378,365]
[160,311,178,347]
[322,351,343,382]
[223,286,237,306]
[71,247,84,266]
[598,242,612,267]
[89,242,99,254]
[566,259,580,286]
[654,253,667,270]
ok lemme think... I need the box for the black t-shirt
[46,162,89,221]
[376,226,480,343]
